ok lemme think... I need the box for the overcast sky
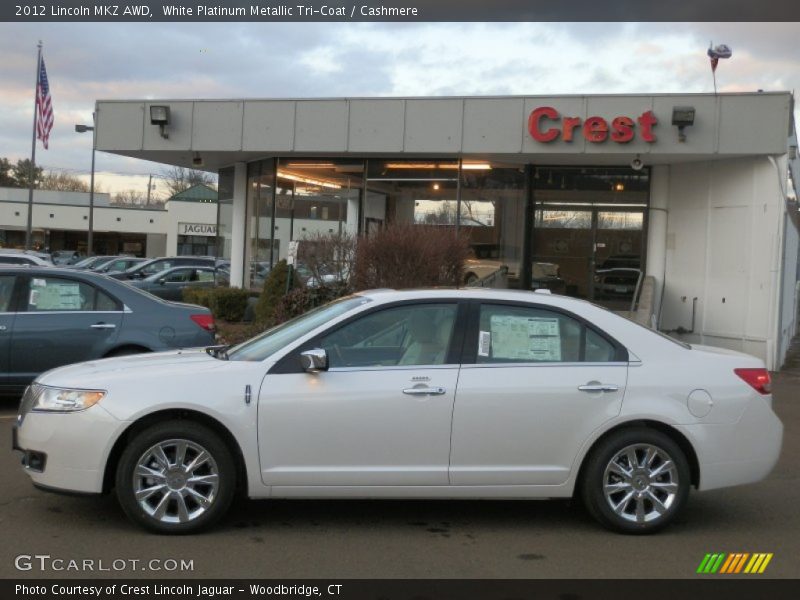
[1,21,798,199]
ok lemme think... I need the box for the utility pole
[146,174,153,205]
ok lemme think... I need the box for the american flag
[36,57,54,149]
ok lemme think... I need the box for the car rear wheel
[581,428,690,534]
[115,421,235,534]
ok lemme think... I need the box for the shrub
[271,285,347,325]
[212,287,251,322]
[181,286,251,322]
[255,259,298,325]
[182,286,214,310]
[352,223,470,290]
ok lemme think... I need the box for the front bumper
[13,404,126,494]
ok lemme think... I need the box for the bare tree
[40,171,89,192]
[112,190,147,205]
[161,166,217,198]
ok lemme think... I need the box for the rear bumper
[687,397,783,491]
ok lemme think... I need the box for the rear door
[8,275,123,385]
[450,301,628,486]
[0,274,20,387]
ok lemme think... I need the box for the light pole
[75,113,95,255]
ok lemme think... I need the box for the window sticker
[478,330,491,356]
[31,281,82,310]
[489,315,562,361]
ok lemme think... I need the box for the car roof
[355,287,599,310]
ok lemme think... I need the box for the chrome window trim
[462,361,629,369]
[327,364,459,373]
[14,310,127,316]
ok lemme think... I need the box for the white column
[346,196,360,236]
[229,162,248,288]
[646,165,670,324]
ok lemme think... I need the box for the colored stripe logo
[697,553,773,574]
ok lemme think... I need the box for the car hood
[36,348,226,389]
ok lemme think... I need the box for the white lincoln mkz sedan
[13,289,783,534]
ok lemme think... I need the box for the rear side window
[0,275,15,312]
[477,304,618,363]
[26,277,119,312]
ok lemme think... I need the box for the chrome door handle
[90,323,116,329]
[578,384,619,393]
[403,387,446,396]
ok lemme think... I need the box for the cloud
[1,21,798,197]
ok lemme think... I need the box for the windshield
[227,295,372,362]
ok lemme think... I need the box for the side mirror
[157,277,166,285]
[299,348,328,373]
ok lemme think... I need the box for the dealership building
[0,183,220,257]
[92,92,799,369]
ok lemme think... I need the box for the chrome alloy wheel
[602,443,679,524]
[133,439,219,524]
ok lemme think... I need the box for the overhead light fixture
[278,170,341,189]
[614,182,625,192]
[383,162,491,171]
[671,106,695,143]
[150,105,170,139]
[433,183,440,190]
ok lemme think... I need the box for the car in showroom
[12,288,782,535]
[129,265,226,301]
[0,266,216,394]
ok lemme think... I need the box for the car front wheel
[115,421,235,534]
[581,428,690,534]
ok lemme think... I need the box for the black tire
[115,420,236,534]
[580,427,690,534]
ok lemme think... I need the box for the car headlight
[32,386,106,412]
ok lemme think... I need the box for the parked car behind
[0,250,53,267]
[110,256,219,281]
[11,288,783,535]
[51,250,83,266]
[69,255,114,270]
[91,256,147,275]
[129,265,224,301]
[0,266,215,394]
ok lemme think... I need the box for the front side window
[26,277,118,312]
[319,303,458,368]
[141,260,173,276]
[477,304,617,363]
[229,295,371,362]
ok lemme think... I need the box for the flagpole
[25,41,43,250]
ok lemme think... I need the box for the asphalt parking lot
[1,359,798,580]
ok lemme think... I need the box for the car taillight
[190,313,215,332]
[734,368,772,395]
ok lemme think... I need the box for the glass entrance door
[531,167,649,310]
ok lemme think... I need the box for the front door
[258,302,463,487]
[450,301,627,486]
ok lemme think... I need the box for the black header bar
[4,0,800,22]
